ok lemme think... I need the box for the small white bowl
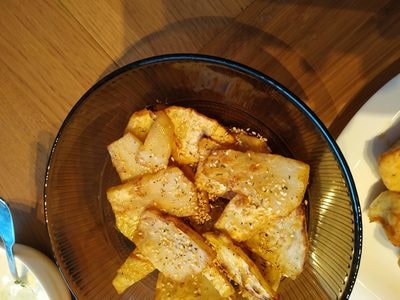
[0,243,71,300]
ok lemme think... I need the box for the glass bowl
[44,54,362,299]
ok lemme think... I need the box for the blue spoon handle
[0,197,19,279]
[5,243,18,279]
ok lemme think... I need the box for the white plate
[337,74,400,299]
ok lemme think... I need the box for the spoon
[0,197,19,279]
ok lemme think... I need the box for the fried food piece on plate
[133,210,214,282]
[368,190,400,247]
[378,139,400,192]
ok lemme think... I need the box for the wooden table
[0,0,399,258]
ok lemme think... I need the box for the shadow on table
[8,131,55,258]
[98,16,334,119]
[99,0,399,132]
[8,201,52,257]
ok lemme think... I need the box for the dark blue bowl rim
[44,53,362,299]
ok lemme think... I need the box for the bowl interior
[45,55,361,299]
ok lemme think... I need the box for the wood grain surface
[0,0,399,258]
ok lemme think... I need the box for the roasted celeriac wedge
[125,108,156,141]
[108,204,145,242]
[202,264,235,297]
[204,232,276,300]
[109,111,174,182]
[165,106,235,164]
[133,210,214,282]
[232,132,271,153]
[107,167,199,239]
[136,111,174,172]
[368,190,400,247]
[198,138,223,166]
[249,254,282,293]
[107,133,150,182]
[245,206,308,279]
[155,271,228,300]
[112,249,155,294]
[196,150,309,216]
[214,194,270,241]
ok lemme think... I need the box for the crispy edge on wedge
[165,106,234,165]
[107,132,150,182]
[155,271,230,300]
[125,108,156,141]
[107,167,200,240]
[112,249,155,294]
[202,264,235,298]
[368,190,400,247]
[204,232,276,300]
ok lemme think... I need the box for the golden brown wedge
[202,265,235,298]
[125,108,156,142]
[108,204,146,241]
[136,111,174,172]
[112,249,155,294]
[107,167,199,239]
[107,167,198,217]
[196,150,309,216]
[109,110,174,182]
[198,138,223,165]
[133,210,215,282]
[107,133,150,182]
[233,132,271,153]
[245,207,308,280]
[155,271,229,300]
[214,194,270,242]
[368,190,400,247]
[204,232,276,300]
[165,106,235,164]
[249,254,282,293]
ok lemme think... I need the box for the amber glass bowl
[44,54,362,299]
